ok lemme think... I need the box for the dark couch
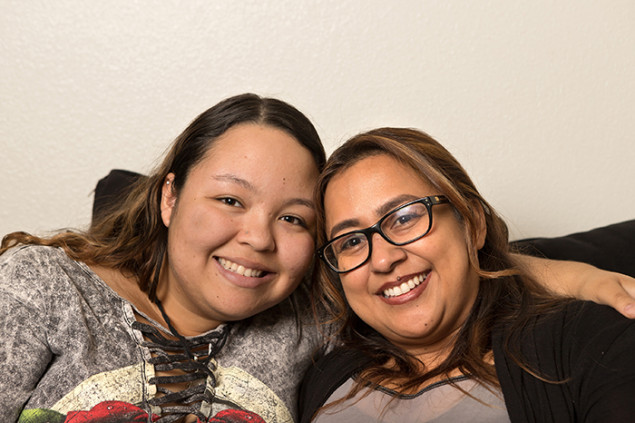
[93,169,635,278]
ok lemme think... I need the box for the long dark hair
[312,127,565,400]
[2,93,326,303]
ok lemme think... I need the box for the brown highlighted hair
[312,127,565,400]
[2,93,326,302]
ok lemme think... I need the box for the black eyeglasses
[317,195,449,273]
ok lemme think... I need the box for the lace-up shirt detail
[0,246,322,422]
[130,319,230,422]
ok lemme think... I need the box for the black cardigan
[299,301,635,422]
[493,300,635,422]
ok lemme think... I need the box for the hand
[573,267,635,318]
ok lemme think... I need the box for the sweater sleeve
[0,249,54,422]
[494,301,635,423]
[570,303,635,421]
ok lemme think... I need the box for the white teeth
[218,258,264,278]
[383,273,427,298]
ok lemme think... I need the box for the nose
[236,214,276,252]
[368,233,406,273]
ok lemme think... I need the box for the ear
[472,200,487,250]
[160,173,177,227]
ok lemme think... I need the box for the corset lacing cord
[131,299,230,422]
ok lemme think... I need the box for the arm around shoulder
[512,219,635,318]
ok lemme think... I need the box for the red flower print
[64,401,159,422]
[206,409,266,423]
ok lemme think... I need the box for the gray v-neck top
[313,376,510,423]
[0,245,322,422]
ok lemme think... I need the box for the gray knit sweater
[0,245,321,423]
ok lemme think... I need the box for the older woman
[302,127,635,422]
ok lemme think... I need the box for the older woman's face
[323,154,481,358]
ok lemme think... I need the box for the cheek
[179,206,236,248]
[339,273,369,309]
[278,233,316,281]
[340,283,374,328]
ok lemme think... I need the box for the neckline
[371,374,472,398]
[74,255,229,338]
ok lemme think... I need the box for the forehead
[209,123,309,161]
[328,154,432,196]
[324,154,434,223]
[190,123,319,191]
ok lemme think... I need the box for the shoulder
[302,347,374,390]
[494,301,635,421]
[559,301,635,366]
[535,300,633,348]
[0,245,107,312]
[494,300,635,386]
[299,347,373,423]
[0,244,80,277]
[1,245,75,291]
[494,300,631,346]
[226,294,320,371]
[1,244,85,278]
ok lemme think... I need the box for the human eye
[217,197,243,208]
[280,215,307,228]
[387,205,426,232]
[396,214,417,225]
[334,233,367,255]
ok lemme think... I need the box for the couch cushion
[92,169,144,222]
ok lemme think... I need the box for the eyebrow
[376,194,420,216]
[328,194,421,239]
[213,174,315,210]
[287,198,315,210]
[213,174,254,190]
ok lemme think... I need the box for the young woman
[0,93,326,423]
[1,96,632,423]
[302,127,635,422]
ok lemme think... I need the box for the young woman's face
[323,154,481,358]
[160,123,319,333]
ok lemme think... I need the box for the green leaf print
[18,408,65,423]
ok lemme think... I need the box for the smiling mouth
[382,272,428,298]
[217,257,266,278]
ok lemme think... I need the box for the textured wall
[1,1,634,240]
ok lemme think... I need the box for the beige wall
[1,1,634,240]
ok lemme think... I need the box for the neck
[154,264,223,336]
[154,290,223,336]
[91,264,161,322]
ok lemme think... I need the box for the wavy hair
[2,93,326,303]
[312,127,566,401]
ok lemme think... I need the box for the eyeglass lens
[324,201,431,272]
